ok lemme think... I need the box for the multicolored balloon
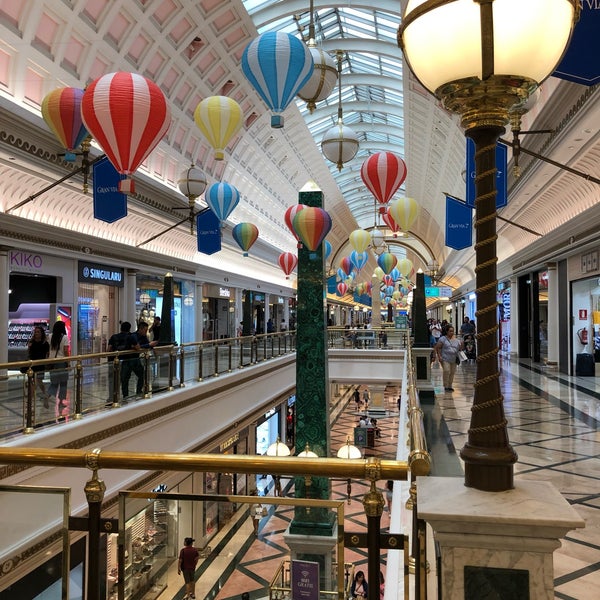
[361,152,408,213]
[242,32,314,128]
[284,204,307,247]
[349,229,371,254]
[278,252,298,278]
[194,96,243,160]
[389,197,419,231]
[41,87,88,161]
[81,72,171,194]
[232,223,259,256]
[337,282,348,296]
[377,252,398,275]
[292,207,332,255]
[205,182,240,226]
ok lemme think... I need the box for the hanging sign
[553,3,600,86]
[93,157,128,223]
[465,139,507,209]
[196,209,221,255]
[445,195,472,250]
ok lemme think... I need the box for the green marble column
[290,188,335,535]
[242,290,253,336]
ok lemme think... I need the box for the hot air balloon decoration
[377,252,398,275]
[205,182,240,228]
[349,229,371,255]
[41,87,88,162]
[350,251,368,273]
[232,223,259,256]
[278,252,298,279]
[397,258,414,277]
[361,152,407,214]
[389,267,400,282]
[382,210,401,237]
[337,268,346,281]
[284,204,307,248]
[292,207,332,259]
[194,96,243,160]
[340,256,353,277]
[337,282,348,296]
[242,32,314,128]
[389,197,419,232]
[383,274,394,287]
[373,267,385,281]
[324,240,332,260]
[81,72,171,194]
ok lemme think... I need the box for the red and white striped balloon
[337,282,348,296]
[284,204,306,247]
[81,72,171,194]
[278,252,298,278]
[361,152,407,213]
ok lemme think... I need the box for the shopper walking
[107,321,132,404]
[434,325,463,392]
[27,325,50,407]
[177,537,199,600]
[121,321,157,399]
[47,321,70,418]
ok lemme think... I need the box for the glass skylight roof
[242,2,405,228]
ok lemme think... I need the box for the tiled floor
[163,358,600,600]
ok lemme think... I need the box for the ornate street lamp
[178,164,208,234]
[398,0,578,492]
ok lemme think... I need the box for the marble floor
[155,359,600,600]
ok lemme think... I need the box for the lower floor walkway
[152,358,600,600]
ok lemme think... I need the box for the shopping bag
[431,360,444,394]
[458,350,468,362]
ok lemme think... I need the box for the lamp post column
[459,125,517,491]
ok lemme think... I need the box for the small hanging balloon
[361,152,407,214]
[337,282,348,296]
[383,275,394,287]
[374,266,385,281]
[278,252,298,279]
[242,31,314,128]
[377,252,398,275]
[389,267,400,282]
[205,182,240,227]
[389,197,419,232]
[340,256,353,277]
[81,72,171,194]
[292,207,332,259]
[348,229,371,254]
[41,87,88,161]
[397,258,414,277]
[324,240,332,260]
[232,223,259,257]
[382,210,401,237]
[350,251,368,273]
[337,268,346,281]
[284,204,307,248]
[194,96,243,160]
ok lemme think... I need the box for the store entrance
[78,283,119,357]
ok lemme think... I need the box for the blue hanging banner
[553,4,600,86]
[326,274,338,294]
[465,139,507,209]
[446,195,472,250]
[93,157,127,223]
[196,209,221,255]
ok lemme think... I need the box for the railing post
[74,359,83,419]
[112,357,121,407]
[179,346,186,387]
[24,368,35,434]
[198,345,204,381]
[363,478,385,600]
[84,449,105,600]
[214,343,219,376]
[262,335,267,360]
[143,351,151,397]
[168,347,175,390]
[228,341,233,372]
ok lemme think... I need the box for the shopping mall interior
[0,1,599,599]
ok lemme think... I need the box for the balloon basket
[271,114,284,128]
[379,206,386,214]
[296,242,303,249]
[118,178,134,194]
[309,252,317,260]
[243,252,249,257]
[214,150,224,160]
[64,151,76,162]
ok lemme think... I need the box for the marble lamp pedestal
[417,477,584,600]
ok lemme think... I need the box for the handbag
[458,350,468,362]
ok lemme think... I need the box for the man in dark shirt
[107,321,132,405]
[121,321,157,399]
[177,537,199,599]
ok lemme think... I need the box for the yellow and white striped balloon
[389,197,419,231]
[397,258,413,277]
[194,96,243,160]
[349,229,371,254]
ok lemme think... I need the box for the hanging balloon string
[136,207,211,248]
[335,50,344,123]
[5,147,105,214]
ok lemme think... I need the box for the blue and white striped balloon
[242,32,314,128]
[337,268,346,281]
[324,240,332,260]
[350,251,368,272]
[390,267,400,281]
[205,182,240,226]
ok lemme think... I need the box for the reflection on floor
[167,358,599,600]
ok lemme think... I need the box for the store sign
[10,251,43,271]
[78,260,124,287]
[219,287,231,298]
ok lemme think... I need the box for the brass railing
[327,326,409,349]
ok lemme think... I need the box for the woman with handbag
[434,325,463,392]
[350,570,368,599]
[47,321,70,420]
[27,326,50,408]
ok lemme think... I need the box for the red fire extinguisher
[577,328,588,345]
